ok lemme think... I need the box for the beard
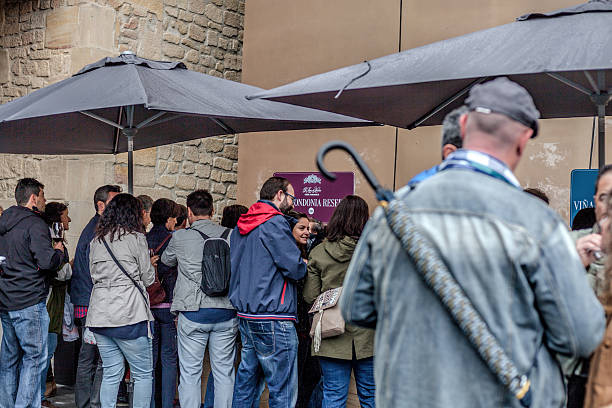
[279,197,293,214]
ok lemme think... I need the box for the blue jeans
[177,314,237,408]
[41,332,59,401]
[94,333,153,408]
[318,356,375,408]
[204,368,264,408]
[233,319,298,408]
[0,302,49,408]
[150,308,177,408]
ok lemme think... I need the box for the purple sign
[274,172,355,223]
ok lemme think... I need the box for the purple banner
[274,172,355,223]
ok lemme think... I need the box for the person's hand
[53,241,65,252]
[576,233,603,267]
[150,255,159,267]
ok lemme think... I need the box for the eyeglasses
[285,192,296,201]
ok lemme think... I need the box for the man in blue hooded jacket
[230,176,307,408]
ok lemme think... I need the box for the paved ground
[48,385,130,408]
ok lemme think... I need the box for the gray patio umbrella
[250,0,612,167]
[0,52,373,193]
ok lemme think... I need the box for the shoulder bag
[309,286,344,353]
[146,234,172,306]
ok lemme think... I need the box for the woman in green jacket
[303,195,375,408]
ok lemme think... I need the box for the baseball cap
[465,77,540,138]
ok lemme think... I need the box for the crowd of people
[0,76,611,408]
[0,170,373,408]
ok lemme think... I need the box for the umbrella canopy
[250,0,612,166]
[0,52,373,192]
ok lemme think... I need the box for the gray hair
[441,106,469,149]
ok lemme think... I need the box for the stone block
[222,26,237,38]
[163,32,181,44]
[193,14,207,27]
[188,0,205,14]
[120,28,139,40]
[132,5,148,17]
[227,184,236,199]
[124,17,139,30]
[224,0,239,11]
[171,145,184,161]
[162,42,185,58]
[158,145,171,159]
[182,162,195,174]
[176,21,189,34]
[134,186,173,200]
[223,11,241,28]
[31,77,45,89]
[115,147,157,167]
[195,164,211,178]
[134,165,156,187]
[205,4,223,23]
[78,3,116,51]
[201,55,215,68]
[36,60,50,77]
[213,157,233,171]
[199,152,212,164]
[220,172,237,183]
[178,9,193,22]
[196,178,209,190]
[181,38,200,50]
[222,144,238,160]
[218,37,228,50]
[176,0,188,10]
[129,0,163,18]
[0,50,9,84]
[176,175,196,190]
[210,169,221,182]
[188,24,205,42]
[31,13,45,29]
[223,71,239,81]
[70,47,114,75]
[65,159,107,201]
[157,175,177,189]
[29,49,51,59]
[165,6,179,18]
[203,138,224,153]
[114,164,128,184]
[45,7,79,49]
[167,162,179,173]
[157,161,167,174]
[185,146,199,162]
[185,139,201,146]
[212,182,226,194]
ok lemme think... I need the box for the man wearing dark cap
[340,78,604,408]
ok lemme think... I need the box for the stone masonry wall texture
[0,0,244,236]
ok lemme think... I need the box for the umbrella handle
[316,141,394,202]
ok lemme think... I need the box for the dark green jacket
[304,236,375,360]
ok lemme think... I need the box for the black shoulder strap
[101,237,149,307]
[190,227,210,241]
[221,228,230,240]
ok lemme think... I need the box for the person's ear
[187,207,194,218]
[459,113,468,140]
[276,189,284,202]
[442,144,457,160]
[516,128,533,157]
[28,193,37,207]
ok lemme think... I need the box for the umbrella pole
[128,134,134,195]
[598,103,606,169]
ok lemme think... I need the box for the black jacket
[0,205,65,311]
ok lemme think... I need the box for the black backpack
[192,228,231,297]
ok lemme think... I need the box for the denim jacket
[341,167,605,408]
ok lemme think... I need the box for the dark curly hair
[95,193,144,242]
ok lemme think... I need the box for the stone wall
[0,0,244,242]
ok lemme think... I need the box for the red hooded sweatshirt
[237,201,282,235]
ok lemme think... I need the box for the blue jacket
[70,214,99,306]
[342,163,605,408]
[229,200,306,320]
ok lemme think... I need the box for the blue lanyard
[438,150,521,189]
